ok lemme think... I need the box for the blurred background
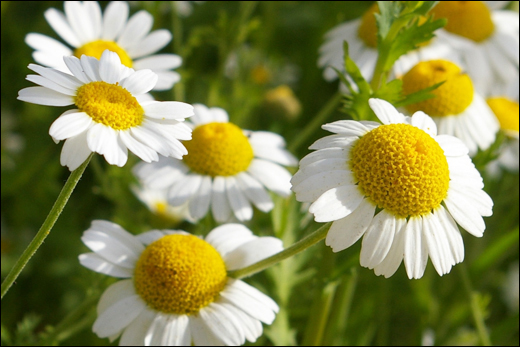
[1,1,518,345]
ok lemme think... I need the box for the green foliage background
[1,1,518,345]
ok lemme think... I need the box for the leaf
[373,79,403,104]
[343,41,371,95]
[394,80,444,107]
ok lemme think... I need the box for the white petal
[422,213,451,276]
[80,55,101,82]
[435,205,464,264]
[168,174,201,206]
[198,303,245,346]
[444,190,486,237]
[142,101,194,120]
[235,172,274,212]
[152,71,181,91]
[189,176,212,220]
[93,295,146,338]
[88,125,128,166]
[224,237,283,271]
[121,69,158,95]
[49,111,93,140]
[18,86,73,106]
[309,185,364,222]
[26,75,75,96]
[63,56,90,83]
[97,279,136,316]
[27,63,81,90]
[373,222,407,278]
[78,253,133,278]
[309,134,357,150]
[60,131,92,171]
[127,30,173,59]
[221,304,262,343]
[206,223,256,257]
[119,130,159,163]
[99,50,123,84]
[64,1,97,43]
[252,144,298,167]
[146,313,190,346]
[133,54,182,70]
[299,147,349,167]
[211,176,232,222]
[225,176,253,221]
[224,278,279,315]
[133,157,187,189]
[291,157,349,186]
[322,120,379,136]
[247,159,293,196]
[326,199,376,252]
[360,210,405,269]
[189,313,223,346]
[292,170,356,202]
[119,308,155,346]
[130,125,171,158]
[448,185,493,217]
[247,130,286,148]
[369,98,407,124]
[44,8,81,47]
[102,1,129,41]
[118,10,153,49]
[411,111,437,136]
[404,216,428,279]
[436,135,469,157]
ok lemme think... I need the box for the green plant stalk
[227,222,332,279]
[303,280,339,346]
[288,92,342,153]
[1,154,93,299]
[459,262,492,346]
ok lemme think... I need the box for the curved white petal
[119,130,159,163]
[225,176,253,221]
[44,8,81,47]
[247,159,293,196]
[133,54,183,71]
[206,223,255,257]
[211,176,232,222]
[60,131,92,171]
[189,175,212,220]
[369,98,407,124]
[93,295,146,338]
[118,10,153,48]
[309,185,364,222]
[49,111,93,140]
[235,172,274,213]
[119,308,155,346]
[78,253,133,278]
[142,101,194,120]
[18,86,73,106]
[404,216,428,279]
[224,237,283,271]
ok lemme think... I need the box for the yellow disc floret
[357,3,379,48]
[487,97,520,133]
[75,81,144,130]
[402,60,474,117]
[432,1,494,42]
[74,40,133,67]
[134,234,227,315]
[183,122,254,177]
[350,123,450,218]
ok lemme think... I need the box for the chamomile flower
[402,59,499,155]
[431,1,519,95]
[18,50,193,171]
[133,104,297,223]
[25,1,182,91]
[318,3,457,82]
[79,221,281,346]
[291,98,493,279]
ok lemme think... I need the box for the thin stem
[459,262,492,346]
[228,222,331,279]
[288,92,342,153]
[1,154,93,299]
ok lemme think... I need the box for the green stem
[228,222,331,279]
[288,92,342,153]
[459,262,492,346]
[1,154,93,299]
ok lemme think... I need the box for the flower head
[18,50,193,171]
[79,221,282,345]
[402,59,499,155]
[133,104,297,223]
[291,98,493,279]
[25,1,182,90]
[431,1,519,95]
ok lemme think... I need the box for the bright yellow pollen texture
[74,40,133,67]
[75,81,144,130]
[432,1,494,42]
[182,122,254,177]
[134,234,227,315]
[357,3,379,48]
[402,60,474,117]
[487,97,520,133]
[350,124,450,218]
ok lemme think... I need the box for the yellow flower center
[75,81,144,130]
[487,97,520,133]
[350,123,450,218]
[74,40,133,67]
[182,122,254,177]
[357,3,379,48]
[134,234,227,315]
[431,1,494,42]
[402,60,474,117]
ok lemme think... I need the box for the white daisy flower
[79,220,282,346]
[25,1,182,91]
[401,59,499,155]
[318,3,458,82]
[431,1,519,96]
[133,104,298,223]
[291,98,493,279]
[18,50,193,171]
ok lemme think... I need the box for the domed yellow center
[357,3,379,48]
[134,234,227,315]
[182,122,254,177]
[402,60,474,117]
[75,81,144,130]
[487,97,520,133]
[432,1,494,42]
[74,40,133,67]
[350,123,450,218]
